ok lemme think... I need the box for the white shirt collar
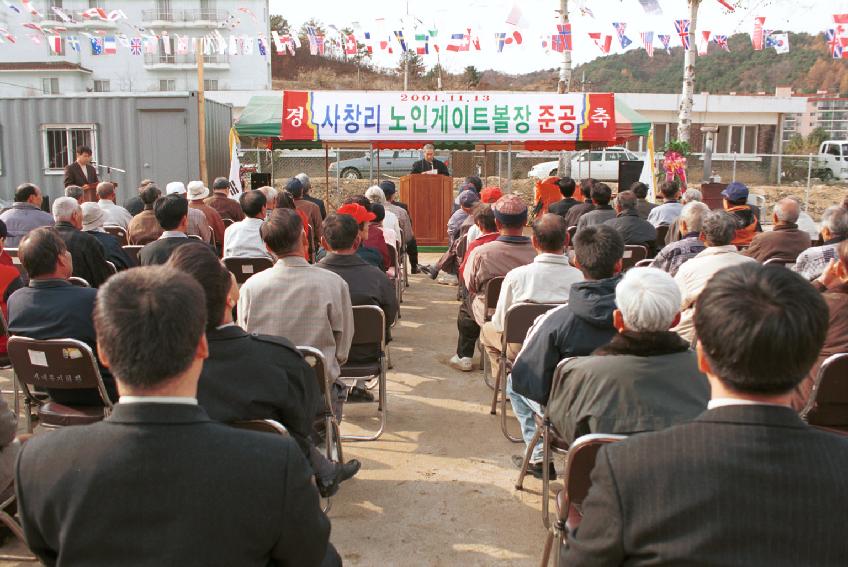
[707,398,790,410]
[160,230,187,239]
[119,396,197,406]
[534,252,571,265]
[215,322,237,330]
[98,199,115,207]
[698,245,739,256]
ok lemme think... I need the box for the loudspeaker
[250,173,271,190]
[40,195,50,213]
[618,160,644,192]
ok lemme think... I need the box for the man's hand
[816,258,840,289]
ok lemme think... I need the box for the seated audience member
[547,177,580,218]
[275,191,311,260]
[365,204,394,270]
[338,201,383,271]
[96,182,132,230]
[673,211,756,343]
[533,176,563,216]
[223,190,272,260]
[794,205,848,280]
[647,181,684,227]
[165,182,212,243]
[188,180,226,252]
[631,181,656,219]
[0,394,18,502]
[480,214,582,380]
[603,191,658,254]
[287,177,323,250]
[721,181,761,246]
[52,197,113,288]
[665,188,703,244]
[0,220,23,358]
[203,176,245,222]
[64,185,84,205]
[7,227,117,405]
[16,266,340,567]
[257,185,278,216]
[365,186,400,245]
[454,195,536,372]
[564,178,597,228]
[127,183,163,245]
[380,180,418,271]
[791,240,848,410]
[576,183,616,231]
[465,187,504,244]
[0,183,54,247]
[123,180,153,217]
[509,225,623,477]
[548,267,709,446]
[744,197,811,263]
[448,189,481,246]
[296,173,327,219]
[138,195,194,266]
[81,202,134,271]
[168,243,360,497]
[451,176,483,212]
[420,189,481,284]
[651,201,708,276]
[458,206,499,282]
[788,195,820,239]
[562,263,846,566]
[238,209,353,420]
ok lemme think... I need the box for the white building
[0,0,270,96]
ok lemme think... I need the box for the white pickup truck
[816,141,848,181]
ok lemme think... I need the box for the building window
[49,0,63,8]
[203,79,218,91]
[159,79,176,91]
[41,124,97,172]
[711,125,758,155]
[41,78,59,95]
[93,80,110,92]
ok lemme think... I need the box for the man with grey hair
[652,201,708,276]
[52,196,113,287]
[295,173,326,219]
[411,143,450,175]
[546,267,709,447]
[96,182,132,230]
[604,190,658,254]
[794,205,848,280]
[744,197,811,263]
[364,186,400,245]
[665,188,703,244]
[673,211,757,343]
[64,185,85,204]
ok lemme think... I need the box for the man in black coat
[563,263,848,566]
[81,202,134,271]
[62,145,98,189]
[603,190,658,255]
[16,265,340,567]
[410,143,450,176]
[51,197,113,287]
[138,194,194,266]
[547,177,581,218]
[7,227,117,405]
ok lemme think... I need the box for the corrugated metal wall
[0,94,232,204]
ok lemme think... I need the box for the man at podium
[63,145,99,190]
[410,144,450,176]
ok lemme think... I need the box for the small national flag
[130,37,142,55]
[21,0,40,17]
[612,22,632,49]
[496,30,522,53]
[415,33,429,55]
[674,20,691,50]
[717,0,735,11]
[176,35,188,55]
[82,7,107,21]
[393,30,407,52]
[345,33,358,55]
[446,29,480,52]
[588,32,612,54]
[22,22,43,33]
[49,35,62,53]
[698,31,711,55]
[834,14,848,25]
[103,35,116,54]
[826,29,844,59]
[752,16,766,50]
[766,32,789,54]
[4,2,19,14]
[143,36,157,54]
[640,31,654,57]
[107,9,127,22]
[552,23,571,52]
[257,37,267,56]
[580,7,594,18]
[713,34,729,52]
[306,25,320,55]
[67,35,80,52]
[658,33,672,54]
[162,34,172,55]
[362,31,374,54]
[90,37,103,55]
[271,30,284,52]
[505,3,528,27]
[51,6,73,23]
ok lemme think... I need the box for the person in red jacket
[0,220,24,357]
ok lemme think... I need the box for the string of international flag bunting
[0,1,845,61]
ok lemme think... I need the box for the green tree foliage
[785,128,830,154]
[397,51,425,79]
[464,65,481,89]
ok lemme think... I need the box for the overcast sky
[269,0,848,74]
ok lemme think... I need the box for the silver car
[328,150,451,179]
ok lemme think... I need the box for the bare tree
[677,0,701,144]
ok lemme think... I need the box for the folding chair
[339,305,387,441]
[297,346,344,463]
[105,261,117,275]
[103,225,128,246]
[541,434,628,567]
[68,276,90,287]
[654,224,669,252]
[492,303,562,443]
[223,256,274,285]
[386,244,402,320]
[566,226,578,249]
[0,490,36,561]
[763,257,796,268]
[4,248,27,284]
[7,337,113,433]
[122,245,143,265]
[479,276,505,389]
[222,217,235,227]
[800,352,848,435]
[398,230,409,289]
[634,259,653,268]
[230,419,289,436]
[0,310,24,418]
[621,245,648,271]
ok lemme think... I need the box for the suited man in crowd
[0,183,54,247]
[15,265,340,566]
[138,194,194,266]
[563,263,848,566]
[51,196,113,288]
[63,145,98,190]
[411,143,450,176]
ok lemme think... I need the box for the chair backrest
[621,245,648,271]
[68,276,90,287]
[222,217,235,227]
[654,224,670,250]
[122,245,143,265]
[230,419,289,436]
[386,243,399,273]
[634,258,653,268]
[484,276,505,320]
[223,256,274,284]
[503,302,562,344]
[103,225,128,246]
[350,305,386,348]
[188,234,203,241]
[763,257,796,268]
[297,345,335,414]
[4,248,27,283]
[567,226,578,248]
[6,337,113,407]
[801,353,848,427]
[560,433,627,523]
[105,260,118,275]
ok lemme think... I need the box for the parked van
[817,141,848,181]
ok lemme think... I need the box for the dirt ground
[0,253,555,567]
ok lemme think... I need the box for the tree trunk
[677,0,700,144]
[557,0,572,177]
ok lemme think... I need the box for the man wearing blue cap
[721,181,761,246]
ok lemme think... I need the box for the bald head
[773,197,800,225]
[96,182,115,201]
[532,213,567,253]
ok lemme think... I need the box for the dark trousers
[407,237,419,268]
[456,301,480,358]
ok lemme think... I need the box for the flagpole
[196,43,208,186]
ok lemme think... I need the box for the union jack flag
[130,37,142,55]
[826,28,846,59]
[674,19,691,50]
[640,31,654,57]
[612,23,632,49]
[713,34,730,52]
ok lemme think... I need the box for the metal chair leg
[24,398,32,434]
[539,529,555,567]
[515,426,542,490]
[489,368,500,415]
[542,419,554,530]
[499,368,522,443]
[341,358,387,442]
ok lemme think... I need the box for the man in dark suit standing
[63,145,99,192]
[138,194,194,266]
[563,263,848,566]
[15,265,340,566]
[410,143,450,176]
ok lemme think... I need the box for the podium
[399,174,453,247]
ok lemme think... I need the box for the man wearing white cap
[187,181,225,252]
[81,202,134,270]
[166,181,213,244]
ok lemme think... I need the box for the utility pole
[196,42,208,186]
[557,0,572,177]
[677,0,701,144]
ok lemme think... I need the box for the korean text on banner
[281,91,617,143]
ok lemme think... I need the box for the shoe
[411,265,420,274]
[318,459,362,498]
[417,263,435,277]
[449,354,474,372]
[511,454,556,480]
[437,273,458,286]
[347,386,375,403]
